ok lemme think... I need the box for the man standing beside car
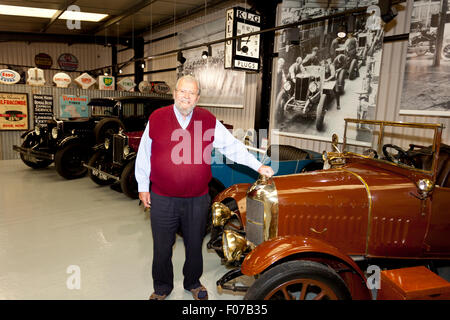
[135,74,274,300]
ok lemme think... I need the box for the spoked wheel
[120,159,138,199]
[244,260,351,300]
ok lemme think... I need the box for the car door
[424,185,450,254]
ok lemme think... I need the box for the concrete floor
[0,159,244,300]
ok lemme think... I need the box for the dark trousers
[150,191,210,295]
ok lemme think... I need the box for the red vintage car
[210,119,450,300]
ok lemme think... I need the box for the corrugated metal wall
[0,83,170,160]
[272,0,450,153]
[0,42,112,83]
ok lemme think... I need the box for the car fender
[21,129,34,139]
[58,135,81,148]
[241,235,372,300]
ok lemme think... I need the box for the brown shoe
[149,292,167,300]
[190,285,208,300]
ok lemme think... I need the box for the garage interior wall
[269,0,450,153]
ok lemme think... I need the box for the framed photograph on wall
[0,92,29,131]
[399,0,450,117]
[272,1,383,145]
[178,18,246,109]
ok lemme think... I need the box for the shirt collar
[173,104,193,128]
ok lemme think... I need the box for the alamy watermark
[66,265,81,290]
[66,5,81,30]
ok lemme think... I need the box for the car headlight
[308,81,318,93]
[222,230,254,263]
[212,202,233,227]
[123,145,130,157]
[51,127,59,139]
[34,126,41,135]
[104,138,110,150]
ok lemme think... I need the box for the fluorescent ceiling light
[0,5,108,22]
[59,11,108,22]
[0,5,55,18]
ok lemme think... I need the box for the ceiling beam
[40,0,79,33]
[90,0,158,35]
[0,31,136,46]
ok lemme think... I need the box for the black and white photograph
[272,0,383,144]
[400,0,450,117]
[177,19,246,108]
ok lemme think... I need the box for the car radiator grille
[113,135,126,164]
[246,197,265,246]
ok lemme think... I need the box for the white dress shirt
[135,105,263,193]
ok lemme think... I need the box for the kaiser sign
[0,69,21,84]
[53,72,71,88]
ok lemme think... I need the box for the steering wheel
[382,144,409,164]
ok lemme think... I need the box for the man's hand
[258,165,274,178]
[139,192,151,208]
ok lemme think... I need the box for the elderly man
[135,75,274,300]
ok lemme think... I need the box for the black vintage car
[13,95,173,179]
[278,65,336,131]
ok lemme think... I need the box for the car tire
[94,118,125,144]
[120,159,138,199]
[315,94,327,131]
[244,260,351,300]
[336,69,345,94]
[348,59,358,80]
[55,143,90,179]
[19,138,53,169]
[87,151,116,186]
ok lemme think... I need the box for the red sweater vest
[149,105,216,197]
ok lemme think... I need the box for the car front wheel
[55,143,90,179]
[244,260,351,300]
[120,159,138,199]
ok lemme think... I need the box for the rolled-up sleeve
[135,122,152,192]
[212,120,262,172]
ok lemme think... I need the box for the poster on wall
[272,0,382,145]
[178,18,245,108]
[60,95,89,118]
[399,0,450,117]
[33,94,53,126]
[0,92,28,131]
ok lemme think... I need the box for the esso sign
[0,69,21,84]
[53,72,72,88]
[153,82,170,94]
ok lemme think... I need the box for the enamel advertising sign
[0,92,28,130]
[0,69,21,84]
[53,72,72,88]
[98,75,115,90]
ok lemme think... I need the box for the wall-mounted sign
[57,53,79,71]
[153,82,171,94]
[60,95,89,118]
[117,78,136,91]
[33,94,53,126]
[0,69,21,84]
[224,6,261,72]
[53,72,71,88]
[35,53,53,69]
[98,75,115,90]
[0,92,28,131]
[26,67,45,86]
[138,80,151,93]
[74,72,96,90]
